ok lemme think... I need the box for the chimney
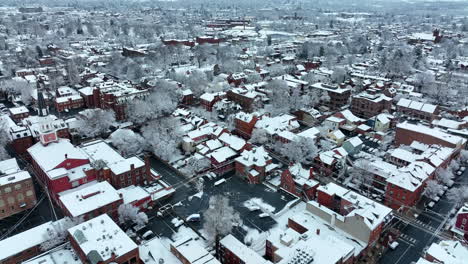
[316,229,320,235]
[65,153,68,159]
[119,193,123,199]
[130,164,135,170]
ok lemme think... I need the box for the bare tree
[40,217,83,251]
[250,128,269,145]
[203,195,242,256]
[180,157,211,177]
[142,117,182,161]
[118,204,148,227]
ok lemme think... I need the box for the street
[379,167,468,264]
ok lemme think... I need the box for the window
[17,193,24,201]
[7,197,15,205]
[15,184,21,190]
[0,199,4,207]
[463,219,467,225]
[71,181,79,188]
[4,187,11,193]
[26,190,33,196]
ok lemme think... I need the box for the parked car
[390,241,399,250]
[427,201,435,208]
[186,214,200,222]
[142,230,155,240]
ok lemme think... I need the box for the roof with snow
[68,214,137,263]
[59,181,121,217]
[397,122,466,146]
[425,240,468,264]
[220,235,271,264]
[235,146,272,167]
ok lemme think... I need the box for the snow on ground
[243,198,276,214]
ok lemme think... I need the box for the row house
[226,87,260,112]
[161,38,195,47]
[2,114,33,155]
[280,163,318,200]
[350,89,392,119]
[234,146,277,184]
[68,214,140,264]
[395,122,467,150]
[421,240,467,264]
[292,108,324,126]
[196,36,226,45]
[254,114,300,140]
[384,161,435,210]
[0,158,37,220]
[389,143,456,170]
[396,98,439,122]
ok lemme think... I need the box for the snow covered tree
[350,159,374,193]
[127,79,181,124]
[423,180,444,200]
[319,139,335,151]
[460,149,468,164]
[436,168,453,185]
[142,117,182,161]
[0,119,10,160]
[331,67,347,84]
[265,79,290,115]
[250,128,269,145]
[40,217,83,251]
[447,187,468,207]
[109,129,145,156]
[180,157,211,177]
[118,204,148,226]
[76,109,116,138]
[203,195,241,256]
[280,136,318,163]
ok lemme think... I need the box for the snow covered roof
[210,146,238,163]
[397,98,437,114]
[218,133,247,151]
[387,161,434,192]
[9,106,29,115]
[236,146,272,167]
[28,138,89,176]
[346,136,363,147]
[0,221,55,261]
[255,114,299,135]
[397,122,466,146]
[117,185,150,204]
[316,183,392,230]
[171,237,220,264]
[139,237,182,264]
[297,127,320,140]
[220,235,270,264]
[0,158,21,175]
[340,110,364,123]
[425,240,468,264]
[68,214,137,263]
[80,140,144,175]
[310,82,350,94]
[23,247,82,264]
[59,181,121,217]
[0,170,31,186]
[432,118,463,130]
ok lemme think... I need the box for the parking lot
[146,158,297,244]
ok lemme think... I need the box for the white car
[390,241,399,250]
[427,201,435,208]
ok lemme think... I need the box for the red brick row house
[350,89,392,119]
[396,98,439,122]
[234,146,277,184]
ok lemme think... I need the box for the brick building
[350,89,392,119]
[235,146,277,184]
[0,221,57,264]
[234,112,260,139]
[280,163,318,200]
[9,106,30,122]
[219,234,270,264]
[59,180,123,220]
[80,140,155,189]
[0,158,37,220]
[310,82,351,110]
[396,98,439,122]
[68,214,140,264]
[170,237,220,264]
[200,92,226,112]
[395,122,467,149]
[28,134,97,203]
[451,203,468,240]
